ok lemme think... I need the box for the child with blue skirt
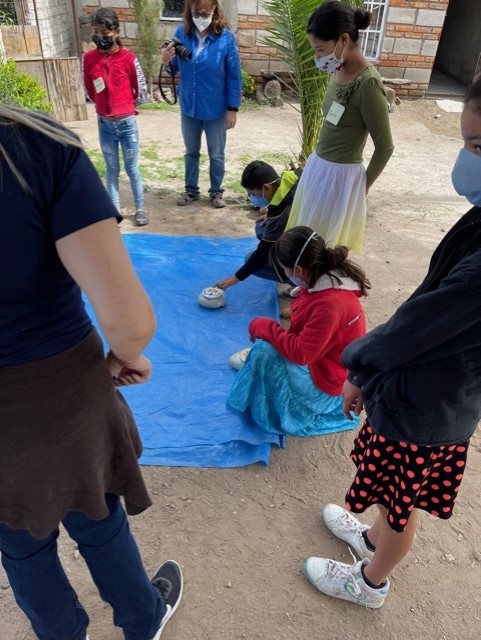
[227,226,370,437]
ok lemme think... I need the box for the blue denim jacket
[170,25,242,121]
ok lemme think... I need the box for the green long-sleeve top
[316,64,394,188]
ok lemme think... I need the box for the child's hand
[257,213,267,224]
[214,275,239,290]
[342,380,363,419]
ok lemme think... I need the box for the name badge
[93,77,106,93]
[326,101,345,125]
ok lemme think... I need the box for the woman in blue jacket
[303,72,481,610]
[161,0,242,208]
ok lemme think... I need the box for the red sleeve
[249,300,343,366]
[82,53,96,102]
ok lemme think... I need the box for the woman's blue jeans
[98,115,144,211]
[0,494,164,640]
[181,113,226,195]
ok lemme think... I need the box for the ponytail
[307,1,371,44]
[273,226,371,295]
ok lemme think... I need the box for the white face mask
[192,14,212,32]
[315,41,343,74]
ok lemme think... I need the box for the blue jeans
[0,494,164,640]
[181,113,226,195]
[98,115,144,211]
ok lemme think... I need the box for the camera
[162,36,192,61]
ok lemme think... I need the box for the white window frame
[359,0,390,61]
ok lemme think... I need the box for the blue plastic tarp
[85,234,284,467]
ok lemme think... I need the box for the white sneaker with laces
[304,557,389,608]
[322,503,374,560]
[228,348,251,371]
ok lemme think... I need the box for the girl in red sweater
[227,226,370,436]
[83,8,149,227]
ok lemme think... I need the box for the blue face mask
[249,194,269,208]
[288,231,318,288]
[288,275,309,288]
[451,148,481,207]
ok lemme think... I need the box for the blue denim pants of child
[98,115,144,211]
[181,112,226,195]
[0,494,164,640]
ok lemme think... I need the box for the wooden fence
[1,25,87,121]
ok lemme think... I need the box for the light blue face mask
[451,148,481,207]
[288,231,319,288]
[249,193,270,208]
[288,275,309,288]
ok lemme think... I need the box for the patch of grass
[140,143,161,162]
[240,99,265,112]
[235,150,296,171]
[86,149,106,178]
[138,101,178,112]
[222,178,245,195]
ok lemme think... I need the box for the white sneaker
[304,557,389,608]
[228,348,251,370]
[322,504,374,560]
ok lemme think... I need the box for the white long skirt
[287,153,367,253]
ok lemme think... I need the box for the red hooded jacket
[249,274,366,396]
[83,47,146,117]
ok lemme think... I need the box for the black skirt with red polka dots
[345,421,469,533]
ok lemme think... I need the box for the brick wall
[379,0,448,96]
[81,0,449,97]
[236,0,290,80]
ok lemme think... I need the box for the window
[359,0,389,60]
[162,0,184,19]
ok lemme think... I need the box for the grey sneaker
[177,192,199,206]
[135,210,149,226]
[210,192,226,208]
[304,557,389,608]
[151,560,183,640]
[322,503,374,560]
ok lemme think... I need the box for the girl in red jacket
[227,226,370,436]
[83,8,149,227]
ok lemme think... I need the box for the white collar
[308,270,361,293]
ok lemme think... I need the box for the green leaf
[260,0,364,163]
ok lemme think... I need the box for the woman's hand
[226,111,237,130]
[342,380,364,420]
[161,41,176,67]
[106,351,152,387]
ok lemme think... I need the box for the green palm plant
[261,0,363,164]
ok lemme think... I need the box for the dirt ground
[2,98,481,640]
